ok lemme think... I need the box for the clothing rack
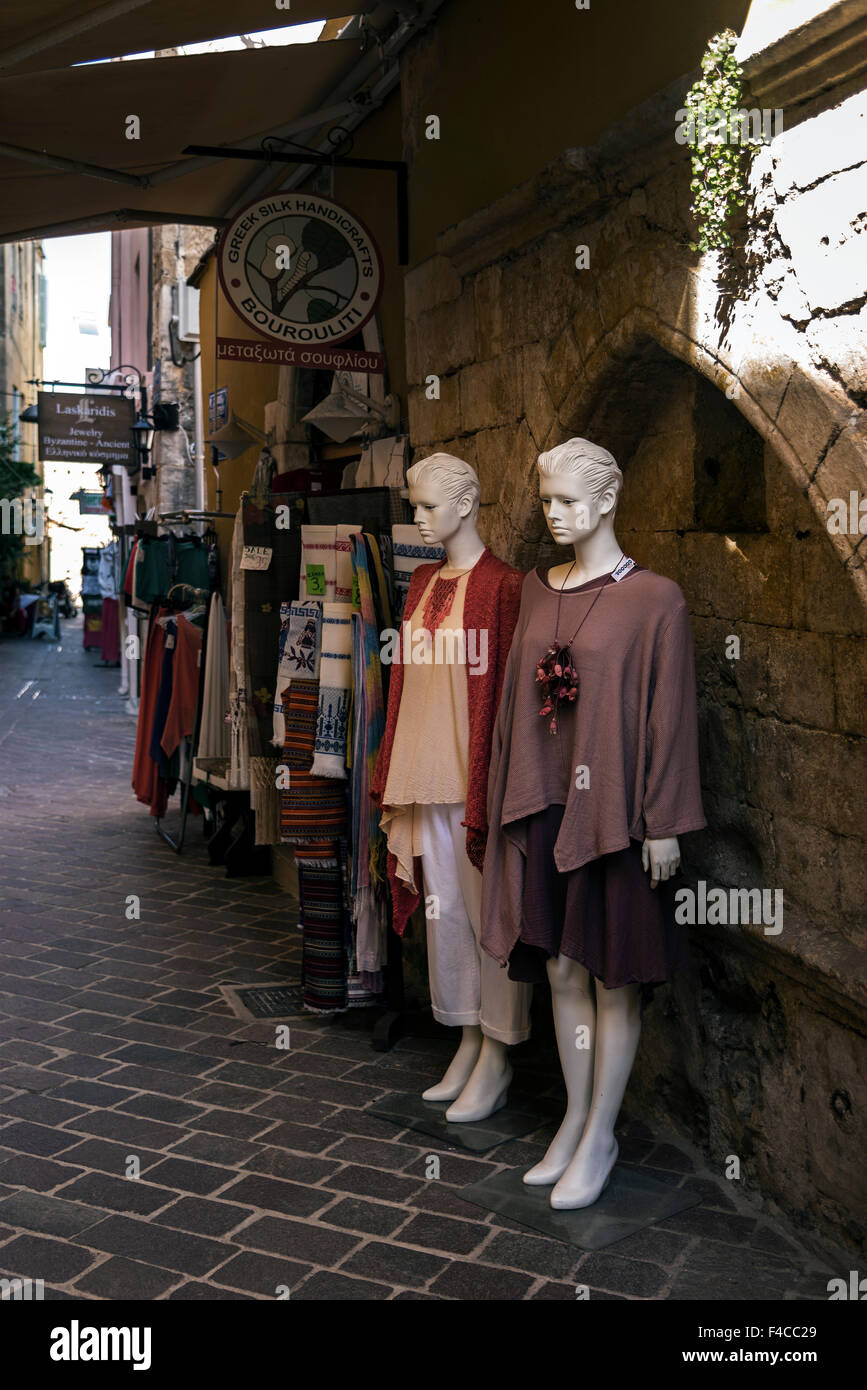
[154,585,211,853]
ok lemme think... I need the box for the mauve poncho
[480,565,706,967]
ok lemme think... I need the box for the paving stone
[325,1135,425,1171]
[116,1094,208,1125]
[0,1121,80,1157]
[45,1079,138,1107]
[0,1233,99,1282]
[58,1139,165,1177]
[74,1256,181,1300]
[55,1172,177,1216]
[659,1207,758,1244]
[575,1251,669,1297]
[142,1157,239,1196]
[43,1054,123,1078]
[218,1174,330,1219]
[104,1043,224,1076]
[325,1164,425,1204]
[0,1093,87,1126]
[156,1196,254,1237]
[0,1041,64,1065]
[183,1108,276,1140]
[58,1110,184,1150]
[318,1197,409,1238]
[207,1062,288,1090]
[292,1270,392,1300]
[0,1191,106,1238]
[204,1250,312,1298]
[0,1154,86,1191]
[396,1212,489,1257]
[481,1230,580,1279]
[167,1281,252,1300]
[169,1133,264,1167]
[0,1066,62,1093]
[234,1214,360,1266]
[247,1121,338,1154]
[428,1260,537,1300]
[239,1148,340,1185]
[342,1240,448,1289]
[73,1214,230,1277]
[98,1064,204,1097]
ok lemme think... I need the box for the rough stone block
[520,340,555,448]
[772,813,840,919]
[473,425,521,503]
[765,628,836,728]
[680,533,794,627]
[403,254,462,320]
[406,376,461,448]
[459,353,521,435]
[776,365,857,483]
[795,538,867,634]
[752,721,864,838]
[833,636,867,736]
[413,291,475,377]
[763,441,817,533]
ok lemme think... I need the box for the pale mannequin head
[407,452,482,548]
[537,438,623,547]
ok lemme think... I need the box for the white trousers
[418,802,532,1045]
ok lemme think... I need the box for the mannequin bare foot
[445,1038,512,1123]
[422,1026,483,1102]
[549,1134,619,1209]
[523,1110,589,1185]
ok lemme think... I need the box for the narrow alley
[0,624,834,1301]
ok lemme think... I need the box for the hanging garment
[160,613,203,759]
[298,855,347,1014]
[272,599,322,747]
[198,592,230,760]
[97,540,119,598]
[391,524,445,622]
[312,603,352,779]
[300,525,337,603]
[355,435,407,489]
[228,508,249,790]
[134,537,172,605]
[280,678,347,854]
[99,597,120,663]
[131,609,169,819]
[334,523,359,604]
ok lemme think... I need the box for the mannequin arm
[641,836,681,889]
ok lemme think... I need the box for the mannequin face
[410,477,475,547]
[539,468,617,545]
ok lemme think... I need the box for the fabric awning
[0,38,367,241]
[0,2,369,73]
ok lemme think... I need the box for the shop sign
[73,490,105,514]
[208,386,229,433]
[38,392,134,469]
[216,337,384,373]
[217,192,383,349]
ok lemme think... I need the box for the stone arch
[503,302,866,603]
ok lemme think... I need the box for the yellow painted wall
[403,0,751,263]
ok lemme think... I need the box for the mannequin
[372,453,532,1122]
[481,438,705,1206]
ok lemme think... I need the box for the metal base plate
[460,1163,702,1249]
[370,1092,542,1152]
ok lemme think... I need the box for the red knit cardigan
[371,547,523,935]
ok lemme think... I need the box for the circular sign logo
[217,192,383,348]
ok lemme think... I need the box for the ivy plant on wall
[679,29,766,253]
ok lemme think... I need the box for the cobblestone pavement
[0,623,837,1300]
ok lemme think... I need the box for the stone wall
[151,225,212,515]
[400,61,866,1260]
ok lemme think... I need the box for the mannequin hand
[642,837,680,889]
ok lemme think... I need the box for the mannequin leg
[549,979,642,1209]
[445,807,530,1122]
[422,1024,482,1101]
[523,954,595,1185]
[418,804,485,1099]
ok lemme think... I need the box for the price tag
[241,546,273,571]
[306,563,326,595]
[352,572,361,608]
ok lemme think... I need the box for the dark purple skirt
[507,803,690,990]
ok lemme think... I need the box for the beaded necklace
[535,554,627,733]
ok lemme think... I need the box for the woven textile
[272,600,322,747]
[280,678,347,848]
[298,856,347,1014]
[351,533,390,889]
[335,524,359,604]
[300,525,336,603]
[391,524,445,621]
[312,603,352,779]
